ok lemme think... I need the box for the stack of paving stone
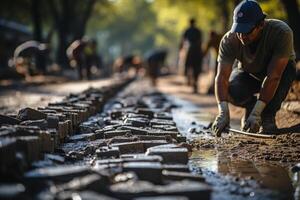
[0,79,132,180]
[0,80,212,200]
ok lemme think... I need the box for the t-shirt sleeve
[272,29,294,59]
[217,33,236,65]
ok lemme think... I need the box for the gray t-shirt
[218,19,295,80]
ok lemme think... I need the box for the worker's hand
[212,101,230,137]
[242,100,266,133]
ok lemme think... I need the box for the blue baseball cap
[231,0,266,33]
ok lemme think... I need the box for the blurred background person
[146,49,168,86]
[66,37,89,80]
[202,30,223,94]
[13,40,49,78]
[179,18,203,93]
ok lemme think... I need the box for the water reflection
[191,150,294,195]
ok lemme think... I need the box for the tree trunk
[32,0,46,72]
[280,0,300,60]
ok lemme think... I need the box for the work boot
[260,115,278,133]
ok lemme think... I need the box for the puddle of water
[191,150,294,194]
[169,94,296,199]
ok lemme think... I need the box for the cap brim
[231,22,255,33]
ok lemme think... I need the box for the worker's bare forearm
[215,76,229,102]
[259,76,281,103]
[258,57,288,104]
[215,62,232,103]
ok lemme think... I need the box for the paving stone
[24,165,91,183]
[111,142,144,154]
[110,110,123,120]
[123,162,162,184]
[146,148,189,164]
[119,126,148,135]
[124,118,149,127]
[176,135,187,143]
[106,136,138,144]
[96,146,120,158]
[18,108,47,121]
[142,140,168,151]
[110,180,211,200]
[0,183,29,200]
[56,191,118,200]
[137,108,155,117]
[154,112,173,120]
[16,136,41,163]
[150,119,176,126]
[147,131,178,139]
[20,119,48,130]
[54,174,108,193]
[104,130,131,139]
[162,170,205,182]
[134,196,188,200]
[137,135,167,141]
[151,125,178,131]
[0,138,17,167]
[0,114,21,126]
[44,154,65,164]
[46,115,60,129]
[162,164,190,172]
[122,155,163,163]
[68,133,95,142]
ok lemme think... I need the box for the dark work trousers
[228,60,296,118]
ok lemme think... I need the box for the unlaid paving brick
[123,162,163,184]
[162,170,205,182]
[154,112,173,120]
[111,141,144,154]
[146,148,189,164]
[96,146,120,158]
[18,108,47,121]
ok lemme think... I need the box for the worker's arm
[243,57,288,132]
[215,62,233,103]
[258,57,289,103]
[212,62,233,136]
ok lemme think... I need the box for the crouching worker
[212,0,296,136]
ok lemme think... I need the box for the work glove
[242,100,266,133]
[212,101,230,137]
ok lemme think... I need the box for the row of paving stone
[0,80,212,200]
[0,78,132,179]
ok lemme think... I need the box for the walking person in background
[179,18,203,93]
